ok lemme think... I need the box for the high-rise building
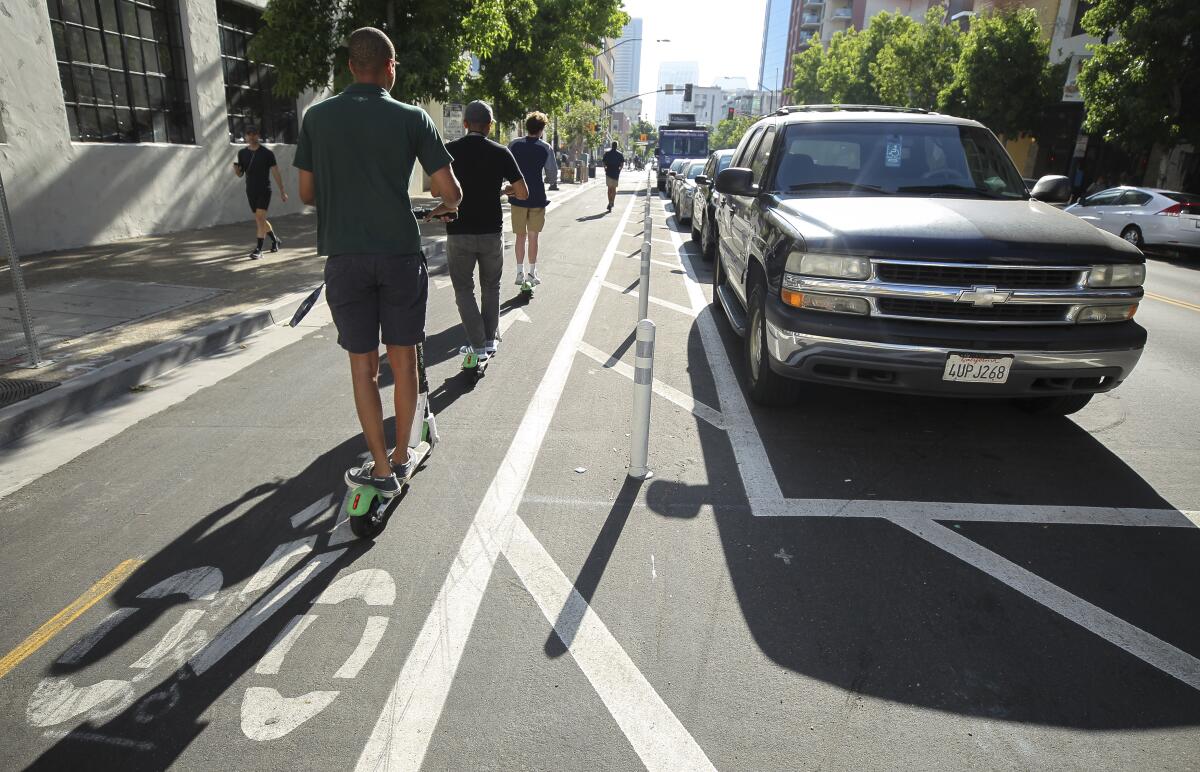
[655,61,700,125]
[758,0,794,113]
[613,18,643,122]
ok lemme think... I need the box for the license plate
[943,353,1014,384]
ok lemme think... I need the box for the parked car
[691,149,737,258]
[1064,186,1200,252]
[712,105,1146,415]
[673,160,707,223]
[665,158,688,198]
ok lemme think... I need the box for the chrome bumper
[765,321,1144,396]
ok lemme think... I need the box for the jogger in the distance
[233,124,287,259]
[294,27,461,499]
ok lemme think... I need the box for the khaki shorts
[606,175,619,190]
[511,205,546,235]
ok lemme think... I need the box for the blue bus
[655,114,709,192]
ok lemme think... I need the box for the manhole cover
[0,378,61,409]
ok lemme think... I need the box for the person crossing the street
[294,27,462,498]
[233,125,287,259]
[602,140,624,212]
[445,100,529,363]
[508,112,558,287]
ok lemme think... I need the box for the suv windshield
[774,121,1027,199]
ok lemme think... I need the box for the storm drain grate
[0,378,61,409]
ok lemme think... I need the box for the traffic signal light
[684,83,693,102]
[727,107,735,120]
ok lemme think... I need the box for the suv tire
[746,279,797,407]
[1015,393,1094,416]
[712,249,726,318]
[690,215,701,242]
[702,216,717,262]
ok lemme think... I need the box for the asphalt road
[1,176,1198,771]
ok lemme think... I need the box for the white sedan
[1065,186,1200,252]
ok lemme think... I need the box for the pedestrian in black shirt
[445,100,529,362]
[233,125,287,259]
[602,141,624,212]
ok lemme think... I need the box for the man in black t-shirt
[233,125,287,259]
[602,141,624,212]
[445,101,529,361]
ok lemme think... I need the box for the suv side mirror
[715,167,755,196]
[1030,175,1071,204]
[695,174,709,186]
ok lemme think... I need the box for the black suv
[712,105,1147,415]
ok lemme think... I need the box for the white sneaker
[529,272,541,286]
[484,338,500,356]
[514,270,525,286]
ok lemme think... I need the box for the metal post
[628,319,655,479]
[638,242,651,322]
[0,170,42,367]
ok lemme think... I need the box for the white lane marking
[651,555,657,580]
[757,498,1200,527]
[502,519,716,771]
[254,613,318,676]
[40,728,154,751]
[56,607,137,665]
[313,569,396,606]
[291,494,338,529]
[433,277,453,290]
[892,517,1200,692]
[496,306,532,339]
[335,616,389,679]
[189,548,346,676]
[577,341,724,428]
[129,609,206,670]
[137,566,224,601]
[671,220,784,506]
[358,184,709,772]
[241,687,339,742]
[26,678,135,727]
[0,303,334,500]
[601,280,697,317]
[241,537,317,597]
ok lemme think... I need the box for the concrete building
[655,61,700,125]
[594,38,617,134]
[758,0,795,114]
[682,86,725,128]
[612,19,643,123]
[0,0,454,256]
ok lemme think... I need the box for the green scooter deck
[346,439,433,538]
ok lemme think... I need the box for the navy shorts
[324,252,427,353]
[247,188,271,212]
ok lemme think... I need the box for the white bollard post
[638,242,651,321]
[628,319,655,480]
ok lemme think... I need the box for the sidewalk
[0,198,445,442]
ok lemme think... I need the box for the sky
[619,0,769,121]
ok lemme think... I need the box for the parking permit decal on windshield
[885,136,903,168]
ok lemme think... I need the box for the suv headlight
[1087,264,1145,287]
[785,251,871,280]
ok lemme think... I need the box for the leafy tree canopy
[940,7,1057,138]
[1077,0,1200,151]
[872,6,960,111]
[710,114,757,150]
[252,0,626,123]
[817,12,916,104]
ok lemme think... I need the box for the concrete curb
[0,236,447,448]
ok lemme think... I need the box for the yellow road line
[1146,292,1200,314]
[0,558,143,679]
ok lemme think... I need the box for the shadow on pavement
[641,296,1200,730]
[27,428,383,769]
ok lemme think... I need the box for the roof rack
[774,104,933,116]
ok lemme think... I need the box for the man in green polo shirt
[295,26,462,498]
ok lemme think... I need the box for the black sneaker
[390,447,418,481]
[270,238,281,253]
[344,460,402,497]
[249,249,263,260]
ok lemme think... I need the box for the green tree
[939,7,1056,137]
[1076,0,1200,154]
[561,101,603,152]
[251,0,518,103]
[468,0,628,123]
[817,12,916,104]
[788,44,826,105]
[709,114,757,150]
[872,6,960,110]
[628,118,657,148]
